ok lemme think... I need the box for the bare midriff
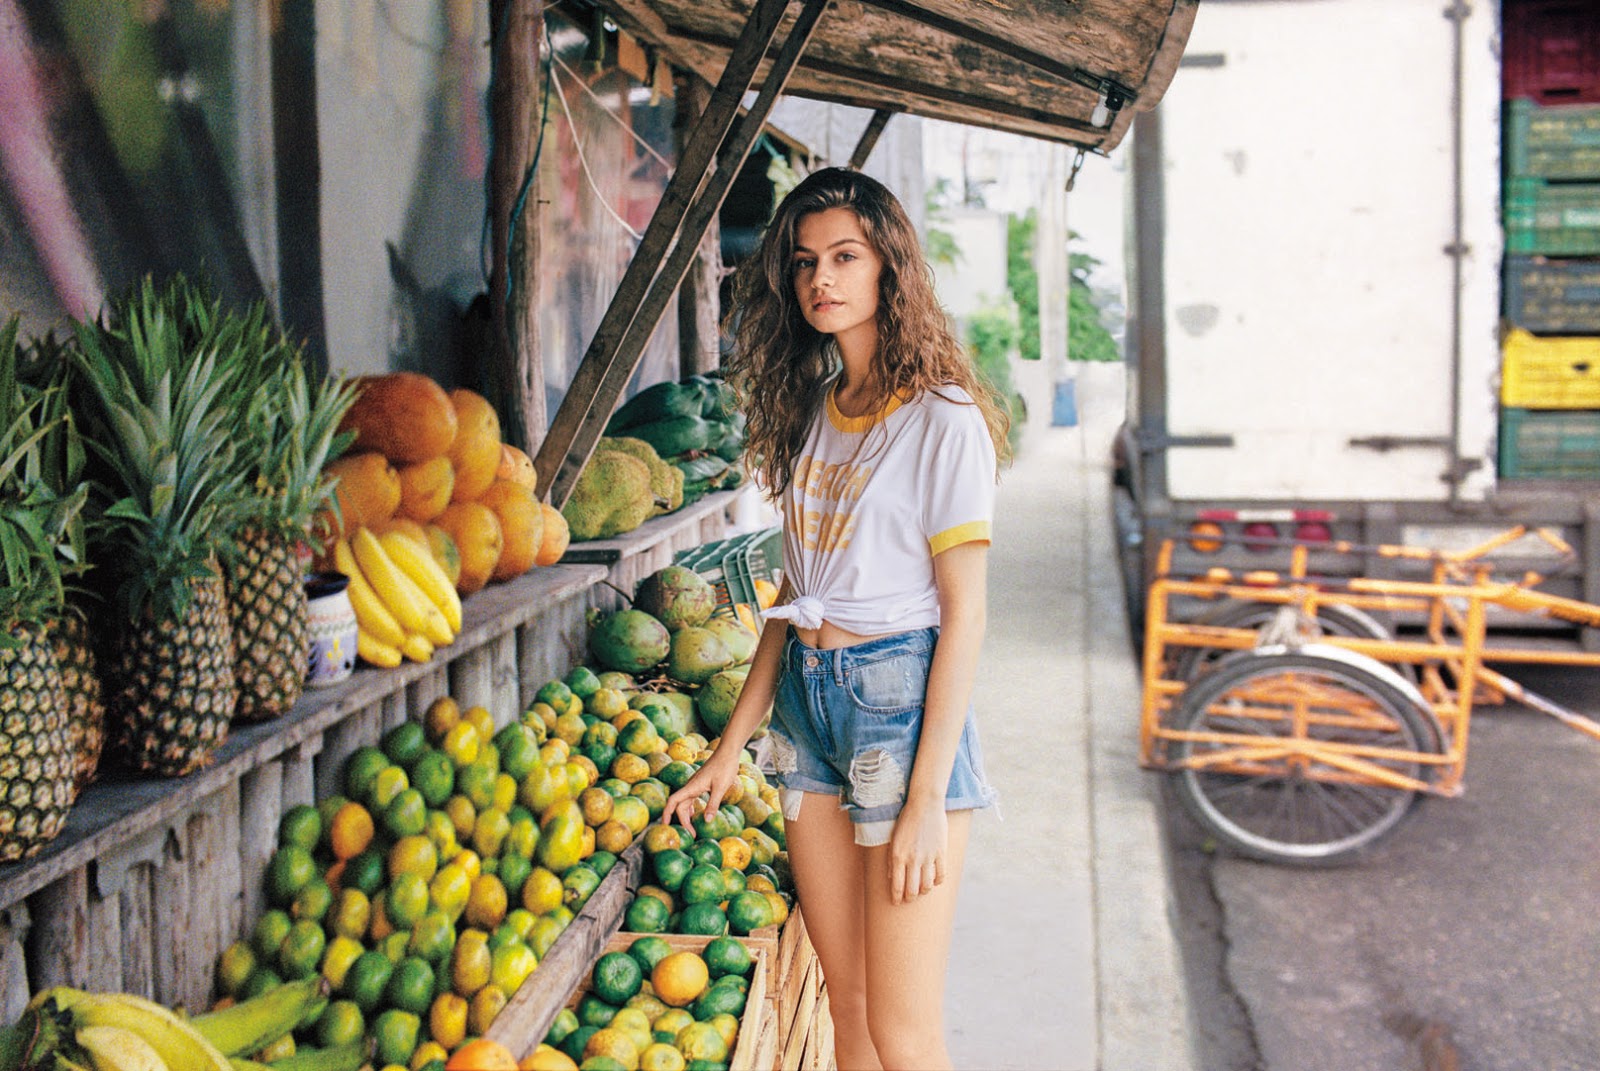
[790,619,895,650]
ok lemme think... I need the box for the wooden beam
[674,70,724,379]
[847,108,894,170]
[533,0,792,501]
[488,0,546,453]
[548,0,828,505]
[270,0,328,370]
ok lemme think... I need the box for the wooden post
[488,0,547,452]
[674,70,724,378]
[848,108,895,170]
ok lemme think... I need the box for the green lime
[457,762,499,812]
[586,851,618,879]
[564,666,602,699]
[711,974,748,996]
[686,839,723,870]
[643,707,680,744]
[575,994,619,1029]
[386,872,430,929]
[761,812,785,849]
[383,721,429,768]
[546,1007,581,1047]
[499,853,533,898]
[292,877,334,923]
[504,814,539,859]
[240,966,283,1000]
[560,1025,599,1063]
[315,999,365,1048]
[527,915,567,959]
[410,750,455,808]
[496,725,541,782]
[691,982,745,1021]
[278,804,323,852]
[277,918,326,979]
[266,845,317,907]
[341,950,393,1012]
[726,890,774,936]
[250,908,293,960]
[651,849,693,893]
[702,937,752,980]
[383,788,428,839]
[582,721,619,749]
[344,848,386,897]
[591,951,644,1006]
[536,680,575,710]
[563,866,602,911]
[623,895,670,935]
[677,902,727,937]
[372,1008,421,1068]
[488,921,523,951]
[626,935,674,975]
[578,1057,627,1071]
[616,719,660,758]
[580,742,618,777]
[368,765,410,811]
[679,864,725,906]
[385,955,437,1016]
[216,940,256,997]
[719,867,746,900]
[598,778,631,799]
[378,930,411,965]
[408,910,456,966]
[316,794,351,842]
[344,746,390,803]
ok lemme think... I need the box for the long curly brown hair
[724,167,1011,499]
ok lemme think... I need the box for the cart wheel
[1169,644,1442,866]
[1170,600,1402,683]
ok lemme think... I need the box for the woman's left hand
[888,798,948,905]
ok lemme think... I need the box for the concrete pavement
[945,366,1195,1070]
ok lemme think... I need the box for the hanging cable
[549,48,645,242]
[550,51,672,170]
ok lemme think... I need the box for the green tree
[922,177,962,269]
[1069,232,1120,363]
[1006,211,1041,363]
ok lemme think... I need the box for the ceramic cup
[305,571,358,687]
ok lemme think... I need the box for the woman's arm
[660,582,791,829]
[890,540,988,904]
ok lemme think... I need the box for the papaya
[324,452,402,534]
[447,389,503,503]
[628,415,712,458]
[340,372,458,463]
[536,800,586,873]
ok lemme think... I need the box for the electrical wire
[550,51,672,170]
[549,51,645,242]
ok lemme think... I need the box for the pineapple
[0,316,85,855]
[50,608,105,793]
[71,277,248,777]
[224,345,357,723]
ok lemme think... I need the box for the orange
[329,802,376,861]
[448,389,503,503]
[396,457,455,522]
[535,503,570,567]
[341,371,458,463]
[496,443,538,492]
[481,481,543,582]
[324,453,401,535]
[716,837,751,872]
[650,952,708,1008]
[436,501,503,595]
[425,525,463,588]
[519,1045,579,1070]
[445,1037,518,1071]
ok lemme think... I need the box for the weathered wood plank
[279,739,322,812]
[516,599,589,709]
[408,666,450,722]
[215,778,243,951]
[449,646,496,722]
[315,701,380,804]
[184,788,234,1012]
[381,689,408,734]
[487,632,519,729]
[119,860,156,1000]
[1,904,30,1021]
[485,843,645,1054]
[237,762,284,935]
[24,870,88,991]
[150,822,193,1009]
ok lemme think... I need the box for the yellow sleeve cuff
[929,520,992,556]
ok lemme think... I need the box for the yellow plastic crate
[1500,328,1600,408]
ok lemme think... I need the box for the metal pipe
[1444,0,1470,504]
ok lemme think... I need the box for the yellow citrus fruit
[462,705,495,745]
[442,722,482,768]
[465,873,509,930]
[582,1027,640,1070]
[705,1011,739,1052]
[674,1021,728,1063]
[450,930,492,997]
[489,941,538,997]
[519,1045,578,1070]
[594,819,633,856]
[716,837,751,872]
[521,866,564,916]
[762,890,790,927]
[651,952,708,1008]
[610,753,650,785]
[610,796,650,837]
[606,1008,653,1057]
[638,1041,685,1071]
[389,835,439,884]
[429,863,472,922]
[445,796,477,841]
[468,982,508,1035]
[451,848,483,883]
[411,1040,449,1071]
[640,825,682,855]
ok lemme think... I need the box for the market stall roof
[594,0,1198,152]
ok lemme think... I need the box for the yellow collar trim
[827,383,904,432]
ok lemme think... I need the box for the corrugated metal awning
[595,0,1198,152]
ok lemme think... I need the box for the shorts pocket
[845,652,928,715]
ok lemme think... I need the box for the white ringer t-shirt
[764,380,996,636]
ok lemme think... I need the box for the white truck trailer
[1114,0,1600,642]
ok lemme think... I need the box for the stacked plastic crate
[1499,3,1600,479]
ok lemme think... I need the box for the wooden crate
[523,930,779,1069]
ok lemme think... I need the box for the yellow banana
[357,630,403,669]
[331,538,406,648]
[75,1025,167,1071]
[189,977,326,1058]
[378,531,463,634]
[399,632,435,663]
[351,528,453,646]
[54,991,231,1071]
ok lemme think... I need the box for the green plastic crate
[674,526,783,615]
[1499,407,1600,479]
[1505,99,1600,180]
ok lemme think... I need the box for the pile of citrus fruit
[527,936,760,1070]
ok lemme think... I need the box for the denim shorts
[767,627,998,847]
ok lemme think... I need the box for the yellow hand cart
[1140,527,1600,865]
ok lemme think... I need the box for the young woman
[661,167,1008,1070]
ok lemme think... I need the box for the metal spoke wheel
[1169,599,1403,683]
[1168,644,1442,866]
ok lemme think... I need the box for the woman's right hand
[661,747,741,832]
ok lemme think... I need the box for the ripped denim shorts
[767,626,998,847]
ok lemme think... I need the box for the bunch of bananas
[0,978,368,1071]
[332,527,463,669]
